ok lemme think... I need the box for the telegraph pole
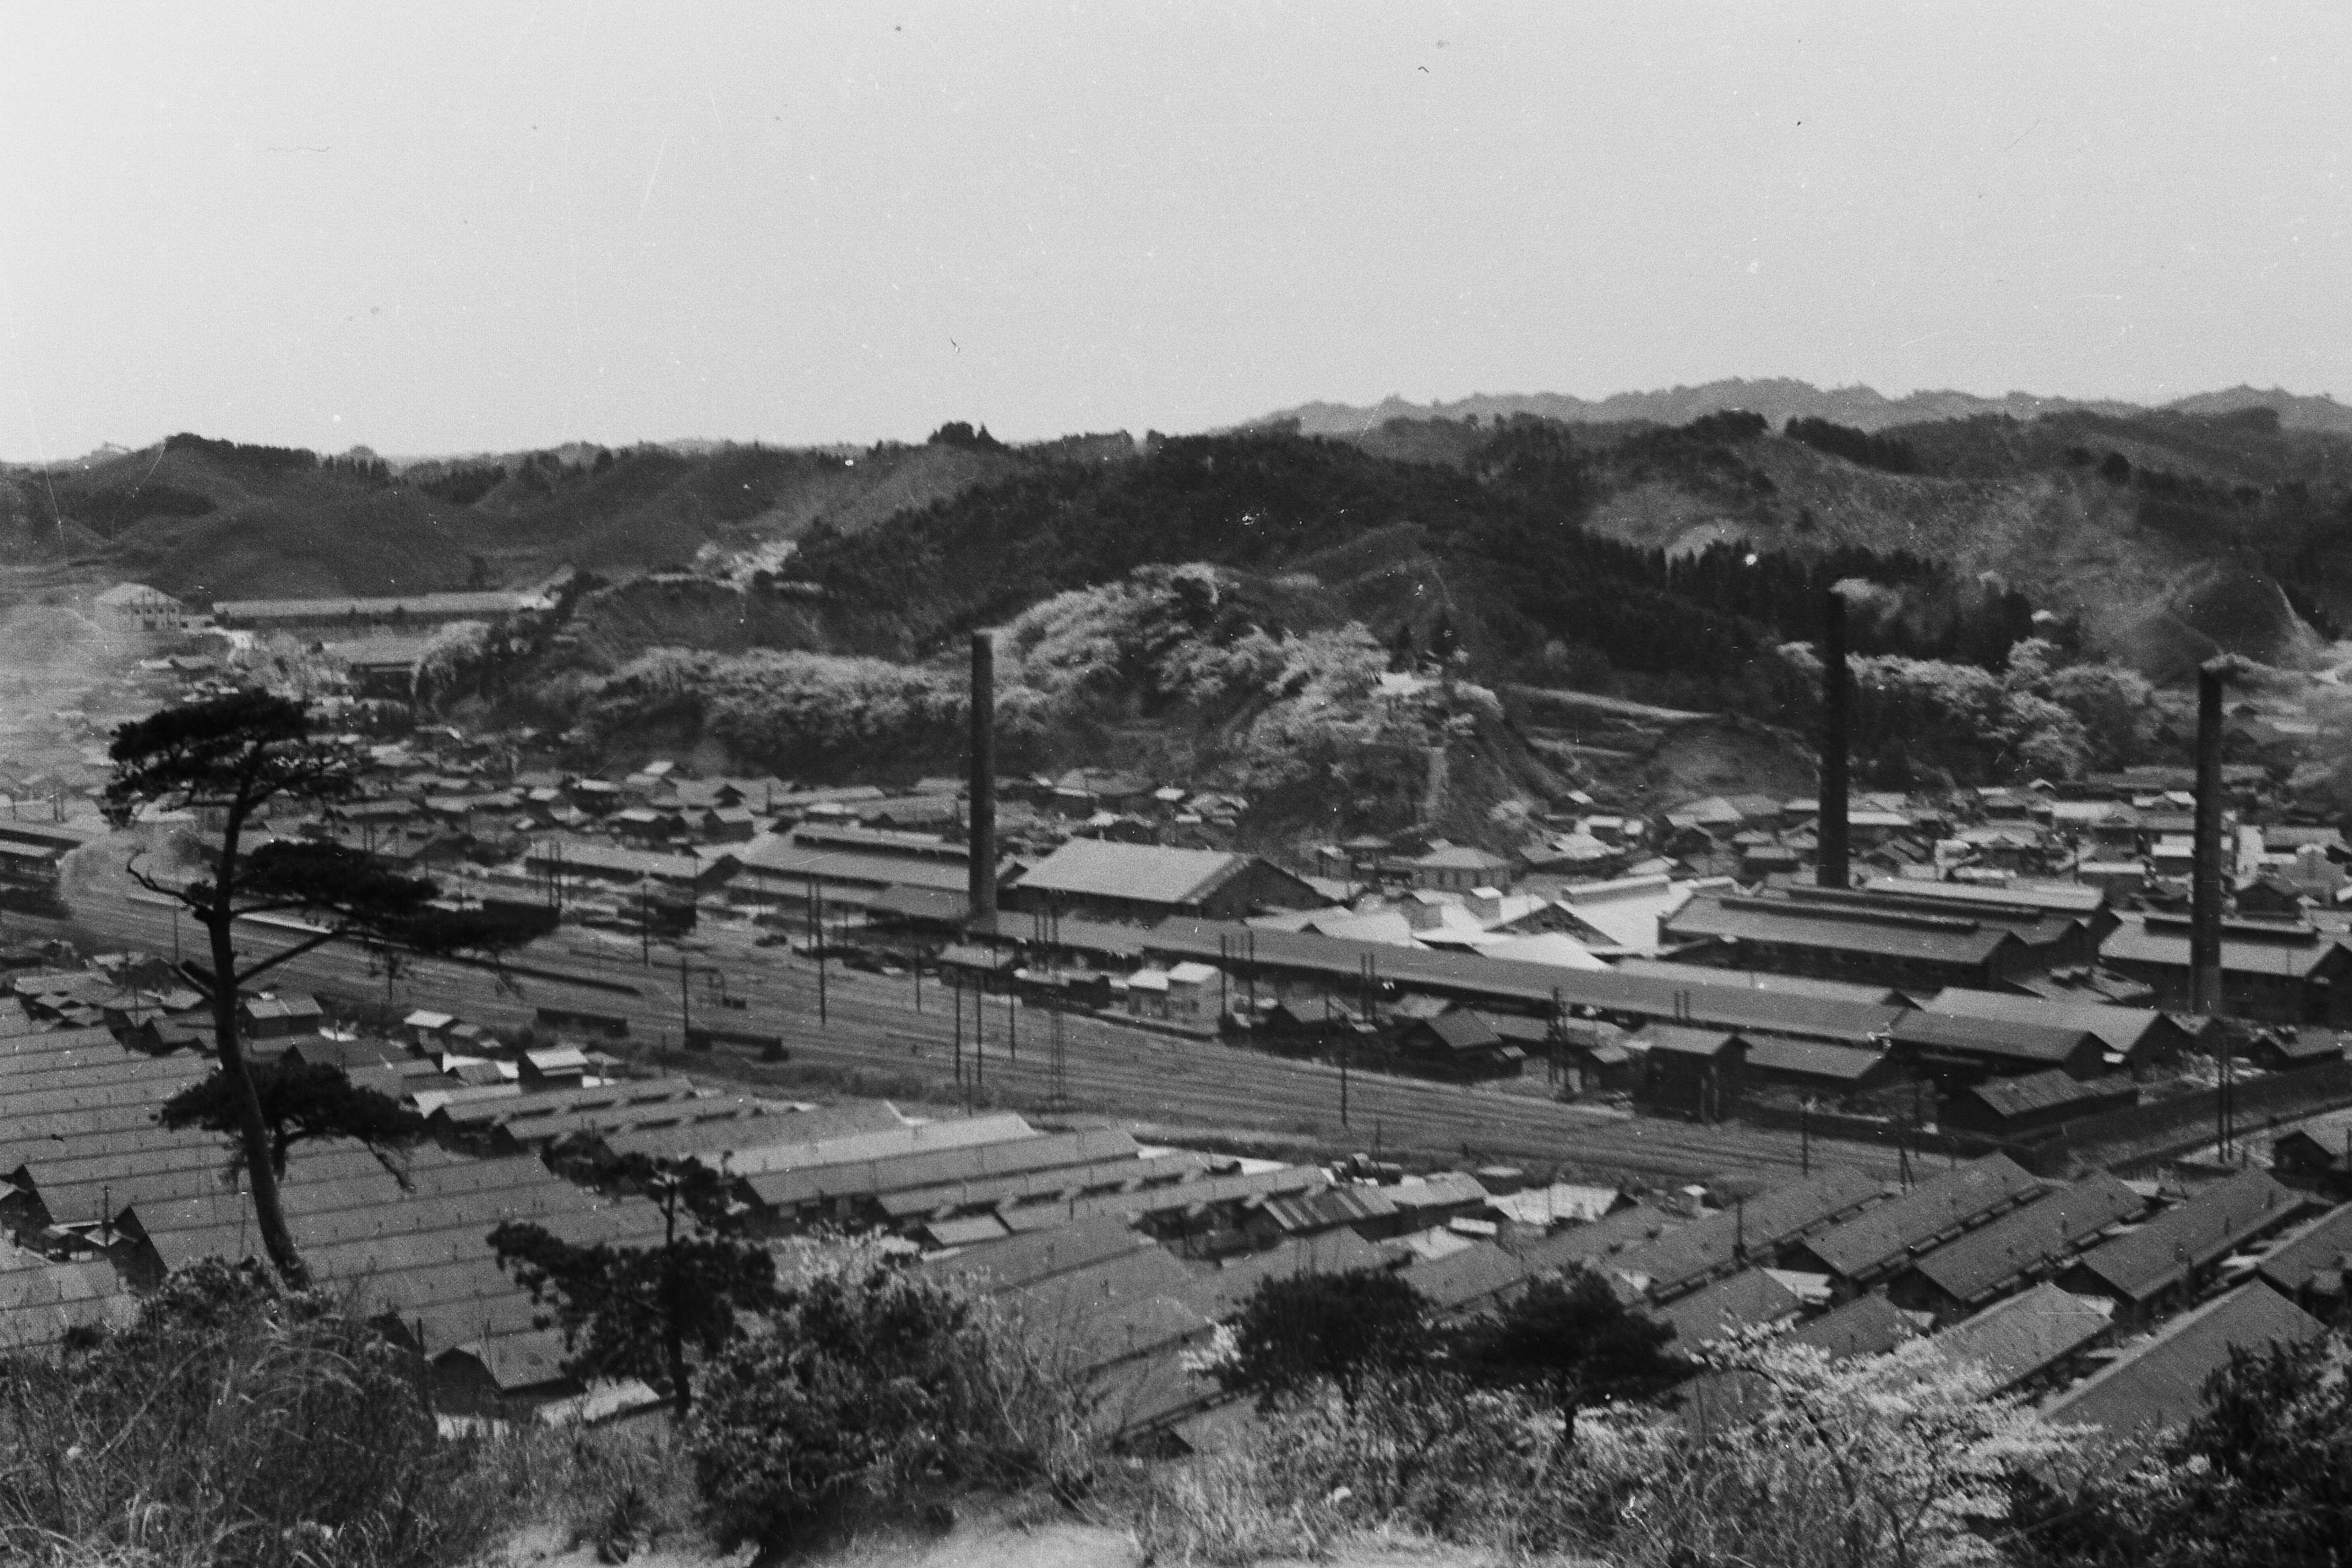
[813,881,828,1027]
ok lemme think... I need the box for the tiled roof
[1789,1292,1921,1360]
[1655,1267,1804,1345]
[1931,1282,2112,1392]
[1795,1157,2048,1283]
[1613,1168,1883,1300]
[2101,915,2350,981]
[1907,1173,2144,1306]
[2254,1203,2352,1298]
[2064,1170,2300,1304]
[1888,1012,2101,1068]
[2042,1284,2324,1434]
[1952,1070,2136,1122]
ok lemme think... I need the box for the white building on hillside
[95,582,200,632]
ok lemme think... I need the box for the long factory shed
[1145,918,1908,1046]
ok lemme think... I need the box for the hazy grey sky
[4,3,2346,458]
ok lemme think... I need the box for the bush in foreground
[0,1260,508,1568]
[685,1265,1096,1556]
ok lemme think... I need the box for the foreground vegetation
[5,1251,2345,1568]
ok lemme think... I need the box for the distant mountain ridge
[1248,380,2352,438]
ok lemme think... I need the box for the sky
[3,3,2348,458]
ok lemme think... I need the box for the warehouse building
[1781,1156,2050,1300]
[1886,1172,2145,1323]
[1939,1070,2139,1140]
[2041,1284,2325,1436]
[1005,840,1323,925]
[1659,893,2041,994]
[2056,1169,2304,1327]
[2099,913,2352,1025]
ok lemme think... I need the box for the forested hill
[0,430,1039,602]
[14,397,2352,701]
[1255,380,2352,439]
[792,404,2352,701]
[790,422,2038,715]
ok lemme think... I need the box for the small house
[1393,1010,1526,1083]
[1637,1024,1745,1122]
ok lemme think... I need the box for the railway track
[26,887,1907,1187]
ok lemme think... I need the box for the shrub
[684,1267,1094,1554]
[0,1259,509,1568]
[1131,1368,1665,1564]
[1206,1267,1435,1410]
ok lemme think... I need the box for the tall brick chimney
[1818,587,1850,890]
[2190,660,2226,1016]
[968,631,998,922]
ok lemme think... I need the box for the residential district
[0,581,2346,1451]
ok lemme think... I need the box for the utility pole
[678,951,691,1046]
[1048,1007,1067,1112]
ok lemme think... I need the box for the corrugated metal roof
[1795,1157,2049,1283]
[1908,1173,2144,1306]
[2065,1170,2300,1303]
[1255,1184,1399,1236]
[2042,1284,2325,1433]
[1931,1282,2111,1392]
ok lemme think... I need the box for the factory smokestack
[1817,587,1850,890]
[2190,660,2226,1016]
[968,631,998,922]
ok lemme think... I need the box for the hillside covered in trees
[14,395,2352,831]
